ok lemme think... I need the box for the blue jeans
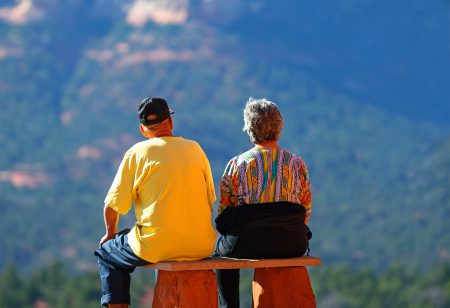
[94,229,151,306]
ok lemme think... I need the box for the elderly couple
[95,97,313,308]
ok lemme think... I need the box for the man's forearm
[104,204,120,236]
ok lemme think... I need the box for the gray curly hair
[243,97,283,144]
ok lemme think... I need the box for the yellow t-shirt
[104,136,217,263]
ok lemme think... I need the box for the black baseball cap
[137,97,174,126]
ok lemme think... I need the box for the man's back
[96,97,216,307]
[105,136,216,262]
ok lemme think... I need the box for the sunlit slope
[0,1,449,271]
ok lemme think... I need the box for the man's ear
[139,124,148,138]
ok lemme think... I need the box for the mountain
[0,0,449,272]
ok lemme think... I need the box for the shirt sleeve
[299,159,312,215]
[199,145,216,209]
[104,149,136,215]
[218,157,238,214]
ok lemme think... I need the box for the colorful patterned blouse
[219,148,312,217]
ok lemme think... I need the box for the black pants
[214,228,309,308]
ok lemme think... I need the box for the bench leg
[152,270,218,308]
[252,267,316,308]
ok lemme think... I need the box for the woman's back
[219,148,311,215]
[214,98,314,308]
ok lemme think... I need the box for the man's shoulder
[127,138,204,157]
[176,137,204,151]
[131,137,196,147]
[176,137,198,145]
[123,140,159,158]
[128,140,151,152]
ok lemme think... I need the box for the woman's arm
[299,159,312,224]
[218,157,238,214]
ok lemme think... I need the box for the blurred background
[0,0,449,307]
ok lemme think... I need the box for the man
[95,97,217,308]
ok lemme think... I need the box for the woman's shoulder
[226,148,307,169]
[222,149,256,173]
[232,148,305,163]
[280,148,303,160]
[227,149,255,164]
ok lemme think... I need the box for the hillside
[0,0,449,272]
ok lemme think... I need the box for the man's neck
[149,129,173,138]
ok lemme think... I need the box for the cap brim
[169,109,174,114]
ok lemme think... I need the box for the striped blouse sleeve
[218,157,238,214]
[299,159,312,215]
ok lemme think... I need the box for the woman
[214,98,312,308]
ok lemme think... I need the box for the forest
[1,262,449,307]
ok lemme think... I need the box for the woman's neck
[253,140,279,150]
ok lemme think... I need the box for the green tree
[0,264,28,307]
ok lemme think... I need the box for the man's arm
[99,204,120,246]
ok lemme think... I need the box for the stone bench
[146,256,321,308]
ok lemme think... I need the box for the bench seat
[148,256,321,308]
[145,255,321,271]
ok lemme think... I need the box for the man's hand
[99,233,116,247]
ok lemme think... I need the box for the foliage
[0,262,448,308]
[309,264,450,308]
[0,262,154,308]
